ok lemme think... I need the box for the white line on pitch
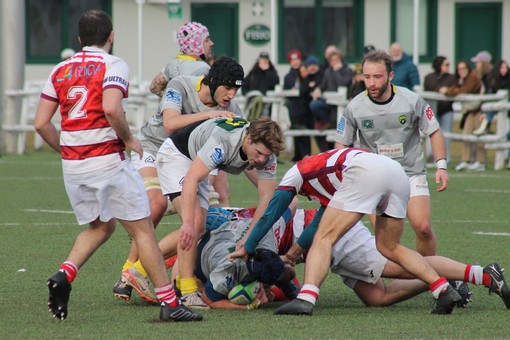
[24,209,74,214]
[473,232,510,236]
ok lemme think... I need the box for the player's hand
[125,136,143,159]
[228,247,248,262]
[280,254,296,267]
[435,168,448,192]
[207,111,237,119]
[178,223,195,251]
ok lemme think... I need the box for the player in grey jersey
[129,117,285,308]
[335,50,448,257]
[149,22,213,98]
[115,57,244,303]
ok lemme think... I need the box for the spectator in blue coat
[389,42,420,90]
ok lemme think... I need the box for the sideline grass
[1,151,510,339]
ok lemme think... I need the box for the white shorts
[64,162,150,225]
[330,221,387,289]
[130,150,157,171]
[408,174,430,197]
[328,153,410,218]
[156,138,209,209]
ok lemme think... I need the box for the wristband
[435,159,447,170]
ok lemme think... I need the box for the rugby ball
[227,280,261,305]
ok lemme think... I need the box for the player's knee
[413,222,434,240]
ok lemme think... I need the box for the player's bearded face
[363,62,391,101]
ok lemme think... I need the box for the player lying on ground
[167,206,299,309]
[227,204,509,309]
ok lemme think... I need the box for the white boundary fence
[416,89,509,170]
[3,82,509,170]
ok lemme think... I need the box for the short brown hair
[362,50,393,74]
[248,117,285,156]
[78,9,112,47]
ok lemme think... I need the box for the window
[390,0,437,62]
[278,0,364,64]
[26,0,112,64]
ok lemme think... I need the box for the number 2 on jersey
[67,86,88,119]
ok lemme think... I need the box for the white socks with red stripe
[430,277,449,299]
[155,283,178,307]
[297,284,320,305]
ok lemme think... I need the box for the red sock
[155,283,178,307]
[59,261,78,283]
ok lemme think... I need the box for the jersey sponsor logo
[337,116,346,134]
[216,117,249,131]
[165,88,181,104]
[56,65,73,82]
[145,155,155,164]
[361,119,374,129]
[224,274,236,291]
[103,75,127,87]
[76,63,103,78]
[399,115,407,125]
[425,105,435,121]
[264,162,277,172]
[209,147,225,165]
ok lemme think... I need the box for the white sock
[297,284,320,305]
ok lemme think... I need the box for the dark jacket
[242,65,280,95]
[319,64,354,92]
[392,53,420,90]
[284,67,313,128]
[423,71,455,116]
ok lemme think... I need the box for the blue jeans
[310,99,333,123]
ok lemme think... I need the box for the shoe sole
[47,276,71,320]
[113,291,131,301]
[122,272,158,304]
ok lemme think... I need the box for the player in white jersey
[230,148,462,315]
[115,57,243,303]
[335,50,449,257]
[34,9,201,322]
[128,117,285,308]
[217,206,510,310]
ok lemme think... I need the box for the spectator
[349,63,365,99]
[242,51,280,96]
[471,51,493,136]
[440,60,484,171]
[283,50,314,161]
[424,56,456,163]
[389,42,420,90]
[322,44,339,69]
[310,49,353,149]
[480,59,510,135]
[300,55,329,152]
[242,52,280,117]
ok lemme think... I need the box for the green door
[455,2,502,63]
[191,3,239,60]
